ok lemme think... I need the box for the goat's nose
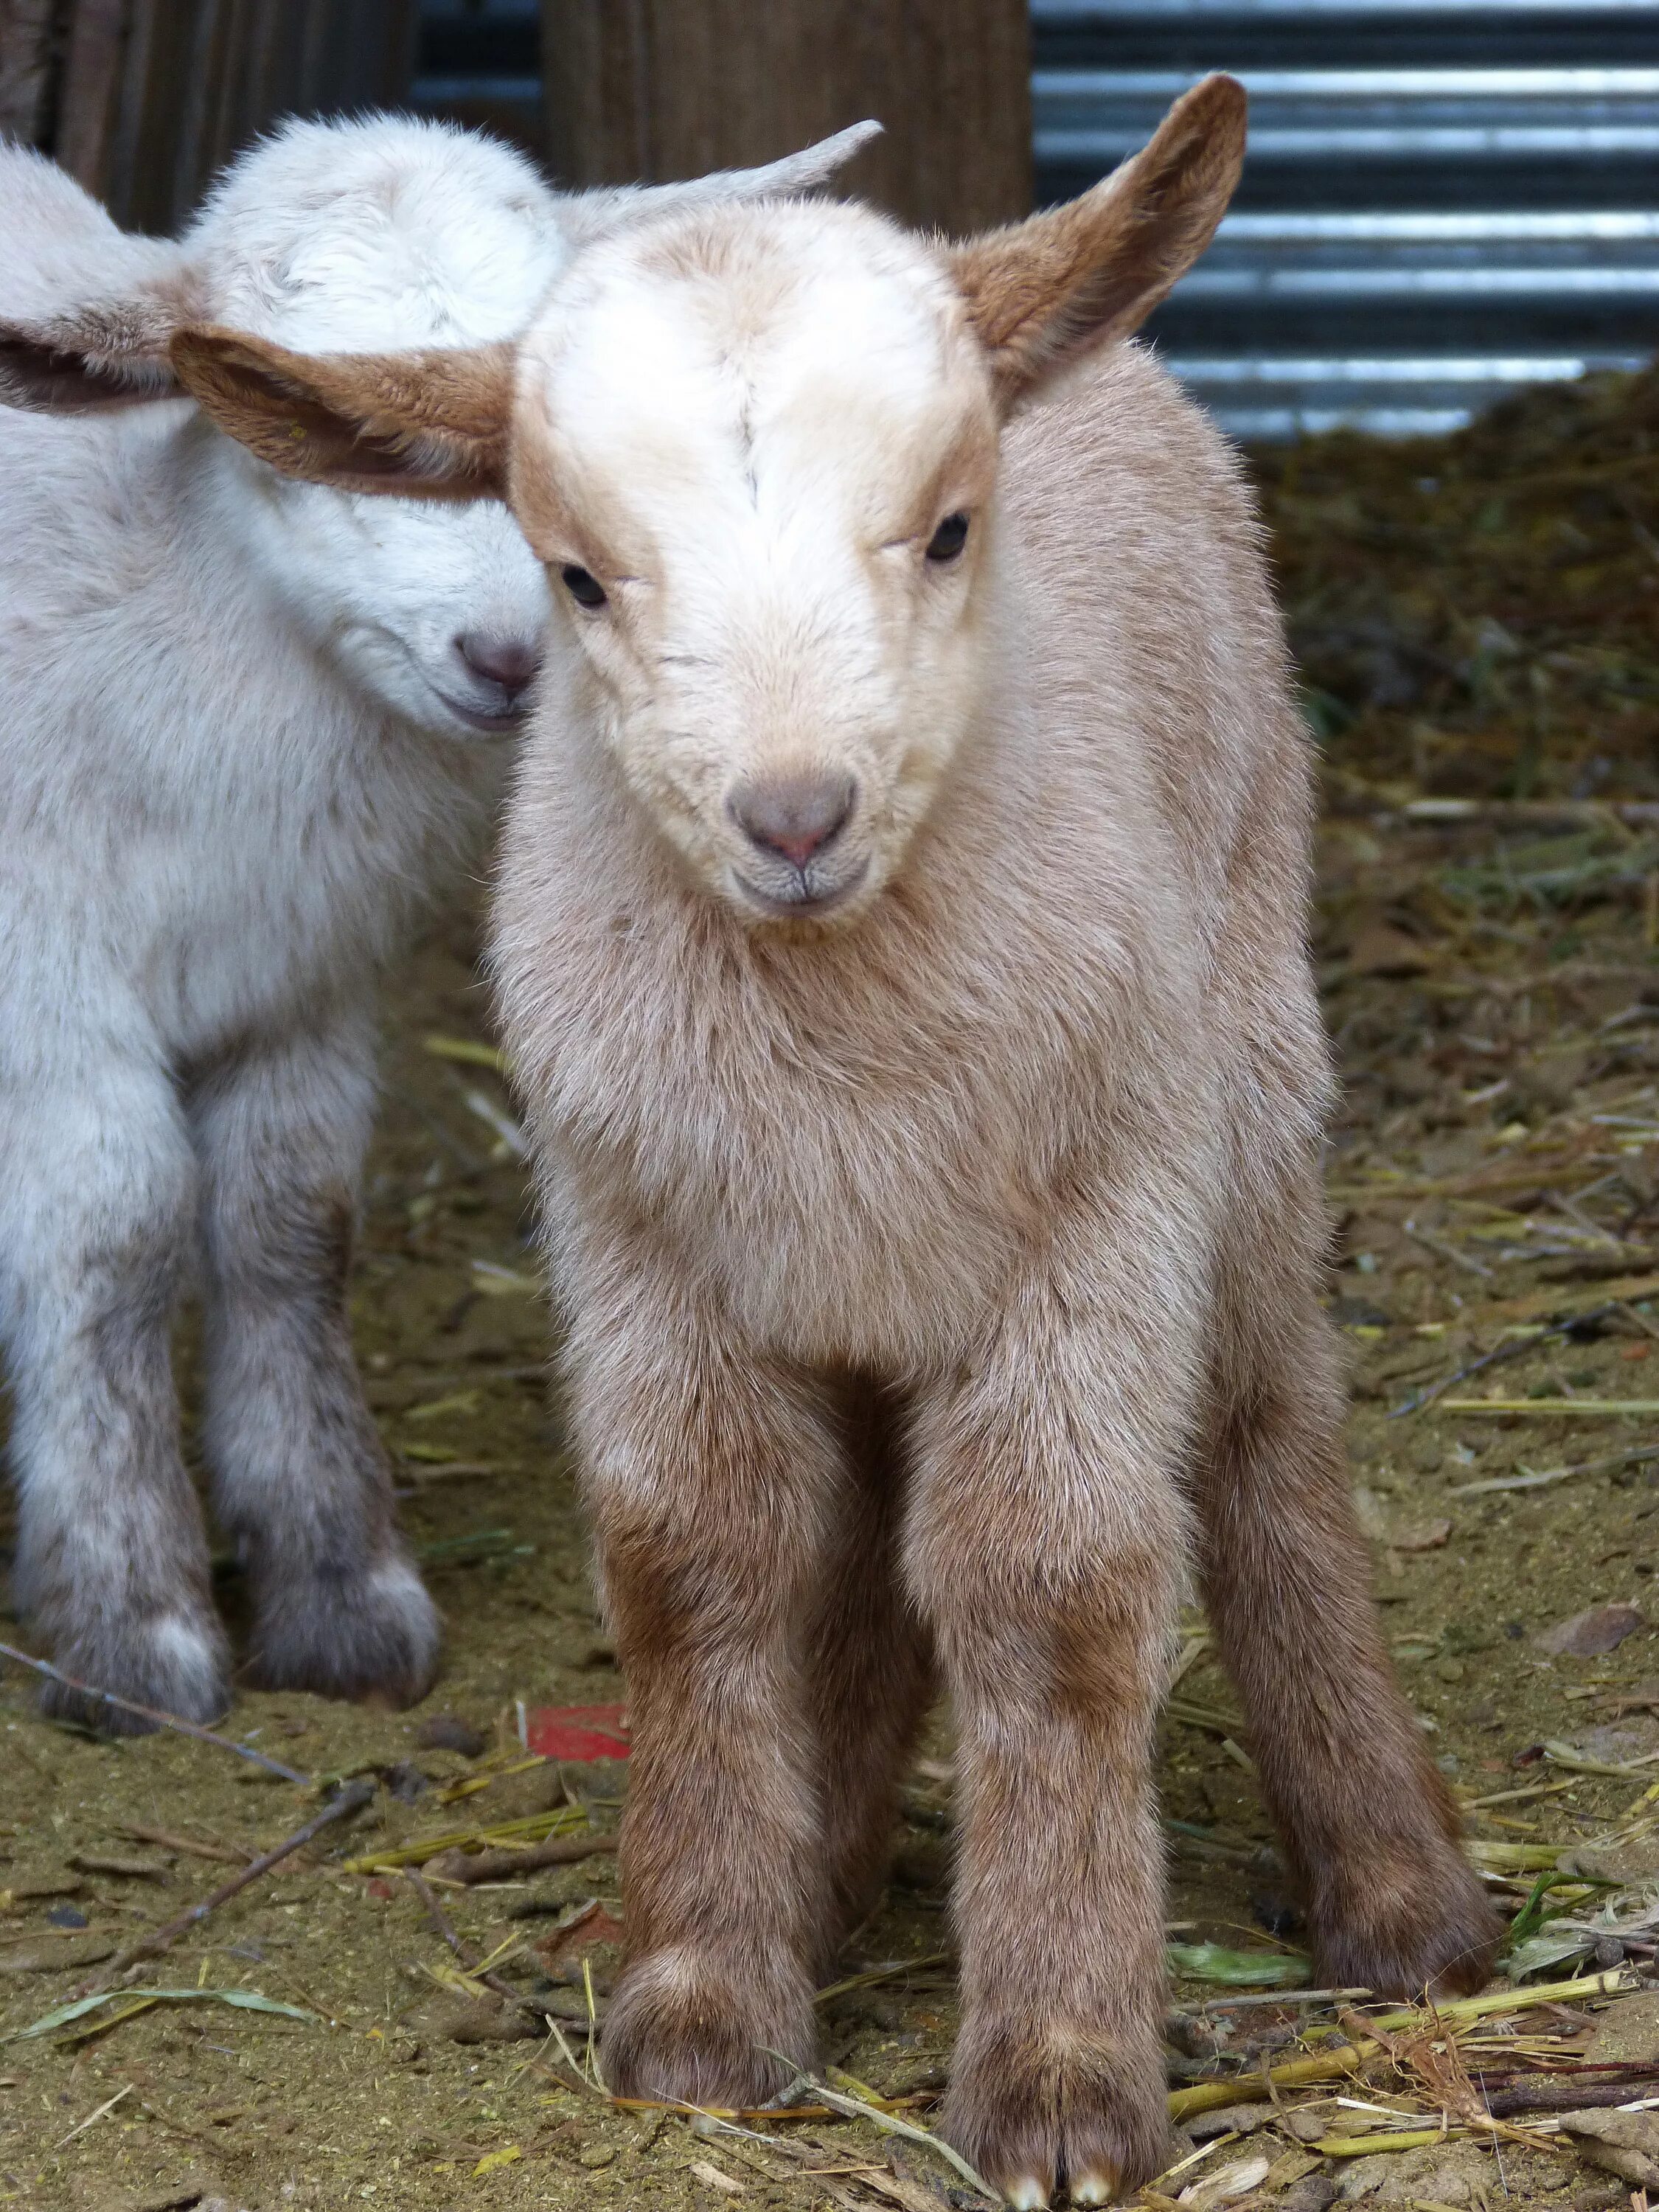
[729,770,858,869]
[454,630,540,698]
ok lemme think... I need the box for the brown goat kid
[173,77,1500,2207]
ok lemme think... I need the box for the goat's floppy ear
[949,74,1245,410]
[169,328,515,500]
[0,144,189,412]
[0,334,178,413]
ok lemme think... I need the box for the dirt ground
[6,367,1659,2211]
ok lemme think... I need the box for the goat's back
[1001,343,1311,967]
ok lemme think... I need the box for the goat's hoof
[599,1951,815,2111]
[35,1610,231,1733]
[1309,1834,1503,2000]
[244,1554,440,1706]
[942,2018,1170,2208]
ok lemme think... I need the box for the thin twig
[1402,1218,1495,1282]
[1461,1775,1582,1809]
[764,2051,998,2203]
[1452,1441,1659,1495]
[425,1832,617,1885]
[1618,1300,1659,1341]
[538,2018,605,2096]
[53,2083,132,2150]
[0,1641,308,1784]
[815,1952,954,2006]
[404,1868,538,2017]
[380,1081,487,1177]
[1391,1302,1619,1418]
[1198,1986,1374,2011]
[83,1778,375,1994]
[406,1867,479,1966]
[1547,1190,1624,1247]
[116,1825,253,1866]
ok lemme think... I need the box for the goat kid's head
[165,80,1244,912]
[0,115,874,742]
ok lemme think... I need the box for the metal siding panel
[1032,1,1659,437]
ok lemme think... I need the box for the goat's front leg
[190,1016,438,1705]
[571,1275,844,2110]
[807,1373,933,1973]
[1,1054,226,1725]
[905,1262,1192,2208]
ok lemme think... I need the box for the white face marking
[511,204,1000,922]
[192,119,561,740]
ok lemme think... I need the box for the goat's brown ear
[948,74,1245,409]
[0,334,178,413]
[168,327,515,500]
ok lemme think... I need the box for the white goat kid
[0,113,873,1729]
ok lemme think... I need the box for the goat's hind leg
[1197,1144,1500,1998]
[1,1062,226,1727]
[191,1016,438,1705]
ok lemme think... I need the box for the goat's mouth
[731,858,870,921]
[428,683,532,737]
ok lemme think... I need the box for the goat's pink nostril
[455,630,540,698]
[729,771,857,870]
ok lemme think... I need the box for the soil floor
[6,369,1659,2211]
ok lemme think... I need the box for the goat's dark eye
[560,563,607,609]
[925,512,970,563]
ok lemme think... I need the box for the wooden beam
[56,0,132,195]
[0,0,56,146]
[33,0,419,234]
[543,0,1032,234]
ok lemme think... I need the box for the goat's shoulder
[1002,343,1309,919]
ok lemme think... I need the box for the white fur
[508,204,996,926]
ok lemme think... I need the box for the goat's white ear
[0,335,180,414]
[689,121,883,200]
[566,120,883,245]
[0,144,189,413]
[949,74,1245,411]
[168,327,515,501]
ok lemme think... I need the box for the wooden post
[7,0,417,234]
[0,0,60,148]
[543,0,1032,234]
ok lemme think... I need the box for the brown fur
[490,361,1499,2196]
[948,74,1246,404]
[179,82,1501,2203]
[169,327,514,499]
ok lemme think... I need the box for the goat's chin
[400,666,529,742]
[723,855,877,931]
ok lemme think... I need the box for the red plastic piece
[524,1703,630,1760]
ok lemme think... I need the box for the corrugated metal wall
[8,2,1654,442]
[424,0,1659,439]
[414,0,539,150]
[1034,1,1659,437]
